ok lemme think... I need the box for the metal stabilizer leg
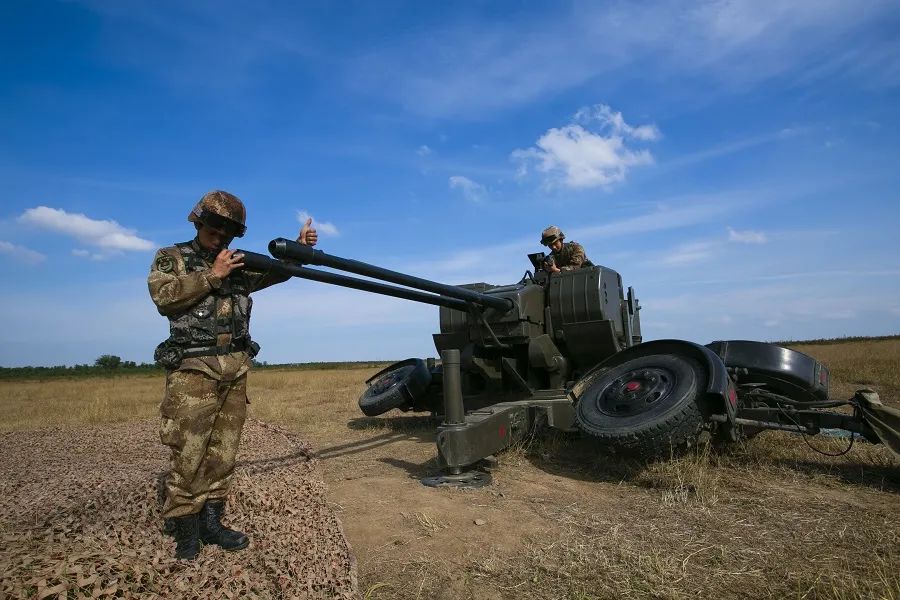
[420,349,492,489]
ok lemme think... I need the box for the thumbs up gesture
[298,217,318,246]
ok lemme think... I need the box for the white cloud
[708,315,734,325]
[512,105,658,189]
[571,197,740,241]
[448,175,488,202]
[416,145,432,157]
[647,283,869,327]
[349,1,899,118]
[18,206,154,251]
[0,240,46,265]
[574,104,661,141]
[659,241,716,266]
[727,226,767,244]
[403,195,739,281]
[71,248,108,261]
[660,128,809,172]
[296,210,339,236]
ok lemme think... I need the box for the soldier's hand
[298,217,318,246]
[543,257,560,274]
[212,249,245,278]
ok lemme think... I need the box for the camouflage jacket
[148,239,289,380]
[550,241,591,271]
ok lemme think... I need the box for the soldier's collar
[191,237,219,264]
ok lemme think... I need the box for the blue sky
[2,0,899,367]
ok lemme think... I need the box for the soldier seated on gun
[540,225,592,273]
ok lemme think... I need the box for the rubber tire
[358,359,432,417]
[574,353,706,457]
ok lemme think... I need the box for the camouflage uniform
[550,241,591,271]
[149,239,288,518]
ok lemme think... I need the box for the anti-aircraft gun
[240,239,900,486]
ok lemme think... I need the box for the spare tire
[359,359,432,417]
[574,353,706,457]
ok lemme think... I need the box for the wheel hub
[590,367,675,417]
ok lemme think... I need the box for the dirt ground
[1,338,898,599]
[300,415,900,600]
[247,339,900,599]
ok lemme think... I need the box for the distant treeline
[3,334,897,380]
[253,361,393,371]
[0,362,162,380]
[0,357,393,380]
[776,334,900,346]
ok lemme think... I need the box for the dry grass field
[1,338,898,599]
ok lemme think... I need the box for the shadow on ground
[768,456,900,492]
[520,428,900,494]
[315,416,437,462]
[377,456,440,479]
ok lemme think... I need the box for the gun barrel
[268,238,513,312]
[238,251,470,311]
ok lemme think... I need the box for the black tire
[574,353,707,457]
[359,359,432,417]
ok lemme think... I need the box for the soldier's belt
[182,339,250,358]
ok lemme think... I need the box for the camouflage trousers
[159,369,248,518]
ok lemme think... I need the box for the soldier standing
[148,190,317,560]
[540,225,592,272]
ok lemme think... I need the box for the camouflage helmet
[187,190,247,238]
[540,225,564,246]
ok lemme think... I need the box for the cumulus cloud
[0,240,46,265]
[448,175,487,202]
[416,145,432,157]
[18,206,154,251]
[512,104,658,189]
[727,226,767,244]
[296,210,339,236]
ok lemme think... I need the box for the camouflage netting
[0,419,358,599]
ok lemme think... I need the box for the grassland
[1,338,898,599]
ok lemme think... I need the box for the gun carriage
[239,239,899,486]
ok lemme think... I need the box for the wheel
[358,359,432,417]
[574,353,707,457]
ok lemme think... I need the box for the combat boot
[199,500,249,551]
[170,513,201,560]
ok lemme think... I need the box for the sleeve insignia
[156,255,175,273]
